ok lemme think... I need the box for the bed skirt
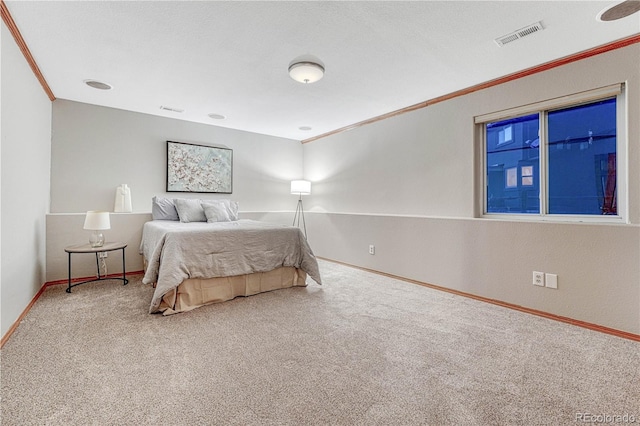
[156,266,307,315]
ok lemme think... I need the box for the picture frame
[166,140,233,193]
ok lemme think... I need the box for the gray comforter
[140,220,322,313]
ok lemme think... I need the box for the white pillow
[202,202,231,222]
[151,196,179,221]
[224,200,239,221]
[174,198,206,223]
[200,199,239,221]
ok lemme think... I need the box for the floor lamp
[291,180,311,238]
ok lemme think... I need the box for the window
[476,84,624,221]
[485,113,540,214]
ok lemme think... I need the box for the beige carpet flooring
[1,259,638,425]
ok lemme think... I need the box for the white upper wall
[50,100,304,214]
[304,44,640,224]
[304,99,474,217]
[1,22,52,337]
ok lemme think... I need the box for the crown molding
[1,0,55,101]
[302,33,640,144]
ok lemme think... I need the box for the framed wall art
[166,141,233,193]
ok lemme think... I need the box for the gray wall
[46,100,304,281]
[303,44,640,334]
[51,100,303,213]
[1,22,52,337]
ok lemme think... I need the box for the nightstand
[64,242,128,293]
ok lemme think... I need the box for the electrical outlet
[533,271,545,287]
[545,273,558,289]
[99,252,108,259]
[369,245,375,255]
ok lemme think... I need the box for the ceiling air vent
[160,105,184,113]
[495,21,544,47]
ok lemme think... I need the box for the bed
[140,219,322,315]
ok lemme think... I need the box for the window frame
[475,83,627,223]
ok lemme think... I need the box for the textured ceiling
[5,1,640,141]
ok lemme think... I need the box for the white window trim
[475,83,622,125]
[477,83,627,224]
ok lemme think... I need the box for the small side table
[64,242,128,293]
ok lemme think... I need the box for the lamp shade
[291,180,311,195]
[83,211,111,230]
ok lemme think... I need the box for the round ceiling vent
[597,0,640,21]
[84,79,112,90]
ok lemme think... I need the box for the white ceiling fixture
[208,113,226,120]
[84,79,112,90]
[288,56,325,84]
[597,0,640,21]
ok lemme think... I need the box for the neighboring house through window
[476,84,625,222]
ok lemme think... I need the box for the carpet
[1,259,638,425]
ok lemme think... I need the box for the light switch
[545,273,558,289]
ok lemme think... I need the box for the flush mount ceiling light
[84,79,112,90]
[597,0,640,21]
[299,126,312,131]
[208,113,226,120]
[288,56,325,84]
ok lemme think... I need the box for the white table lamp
[291,180,311,238]
[83,211,111,247]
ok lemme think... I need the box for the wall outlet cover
[533,271,545,286]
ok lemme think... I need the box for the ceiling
[4,1,640,141]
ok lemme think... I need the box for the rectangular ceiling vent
[495,21,544,47]
[160,105,184,113]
